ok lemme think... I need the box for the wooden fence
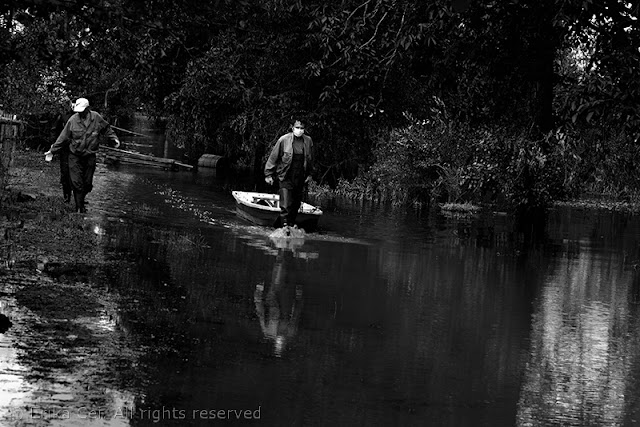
[0,110,23,191]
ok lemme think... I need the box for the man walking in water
[264,116,314,228]
[45,97,120,213]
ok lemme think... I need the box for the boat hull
[232,191,321,230]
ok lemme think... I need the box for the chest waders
[279,147,306,227]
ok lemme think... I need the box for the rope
[111,125,153,138]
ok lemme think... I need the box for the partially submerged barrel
[197,154,227,169]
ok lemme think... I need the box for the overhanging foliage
[1,0,639,208]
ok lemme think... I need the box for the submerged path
[0,151,142,426]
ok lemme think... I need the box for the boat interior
[253,197,279,208]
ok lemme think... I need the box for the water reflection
[0,274,140,426]
[517,241,640,426]
[20,121,640,426]
[93,187,537,425]
[0,299,32,413]
[73,161,640,425]
[254,248,304,357]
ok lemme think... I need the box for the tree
[2,0,640,206]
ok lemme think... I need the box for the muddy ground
[0,150,144,426]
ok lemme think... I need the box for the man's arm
[305,136,314,183]
[264,137,283,180]
[98,115,121,148]
[48,120,72,154]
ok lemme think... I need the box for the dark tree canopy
[1,0,639,205]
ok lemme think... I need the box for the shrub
[356,120,575,210]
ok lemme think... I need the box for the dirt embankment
[2,150,103,264]
[0,149,141,426]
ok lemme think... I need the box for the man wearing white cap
[45,97,120,213]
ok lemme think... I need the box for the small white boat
[231,191,322,230]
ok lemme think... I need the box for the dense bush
[335,117,585,210]
[566,128,640,199]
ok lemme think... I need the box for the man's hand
[305,175,313,185]
[265,176,274,186]
[114,139,121,149]
[44,150,53,162]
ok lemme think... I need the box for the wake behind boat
[231,191,322,230]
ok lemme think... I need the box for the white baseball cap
[73,98,90,112]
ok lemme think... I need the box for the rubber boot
[79,192,86,213]
[73,191,80,211]
[73,191,86,213]
[279,188,292,230]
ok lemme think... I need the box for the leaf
[586,111,594,123]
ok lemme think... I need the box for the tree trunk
[532,36,555,141]
[252,137,266,189]
[529,4,557,149]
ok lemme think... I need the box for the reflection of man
[254,250,303,357]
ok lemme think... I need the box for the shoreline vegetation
[306,181,640,217]
[4,147,640,247]
[1,144,639,286]
[5,148,640,244]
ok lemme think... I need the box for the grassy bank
[1,149,103,268]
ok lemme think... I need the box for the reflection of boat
[231,191,322,230]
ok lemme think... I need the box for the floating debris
[439,202,482,213]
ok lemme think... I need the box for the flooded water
[4,116,640,426]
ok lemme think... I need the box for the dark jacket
[264,132,313,182]
[50,110,118,156]
[51,111,73,137]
